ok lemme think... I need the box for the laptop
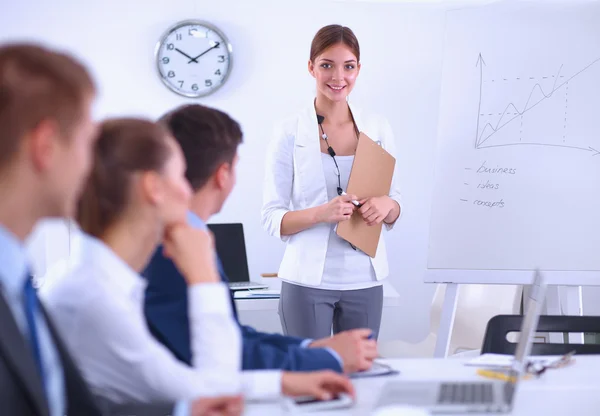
[375,270,548,414]
[207,223,268,291]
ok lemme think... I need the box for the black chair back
[481,315,600,355]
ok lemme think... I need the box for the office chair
[481,314,600,355]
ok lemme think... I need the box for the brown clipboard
[336,132,395,258]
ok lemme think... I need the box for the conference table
[244,356,600,415]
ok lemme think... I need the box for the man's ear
[140,171,164,206]
[214,162,231,190]
[28,119,59,172]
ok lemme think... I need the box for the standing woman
[261,25,402,341]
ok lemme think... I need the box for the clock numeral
[217,55,225,63]
[214,69,221,76]
[176,33,182,41]
[162,57,170,64]
[167,43,175,50]
[192,83,199,92]
[188,28,197,36]
[167,71,175,78]
[178,81,184,88]
[205,79,213,87]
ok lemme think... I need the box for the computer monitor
[207,223,250,283]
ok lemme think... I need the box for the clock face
[156,20,232,98]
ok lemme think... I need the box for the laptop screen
[207,223,250,283]
[503,270,547,403]
[513,270,547,370]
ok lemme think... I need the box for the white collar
[79,233,147,298]
[0,224,29,298]
[296,98,362,147]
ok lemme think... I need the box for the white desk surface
[244,356,600,415]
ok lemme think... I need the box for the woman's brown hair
[309,25,360,63]
[77,118,172,238]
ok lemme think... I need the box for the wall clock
[155,20,233,98]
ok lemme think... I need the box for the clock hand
[187,42,221,63]
[175,48,199,63]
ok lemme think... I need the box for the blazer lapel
[294,100,367,205]
[295,103,319,147]
[0,293,49,416]
[348,101,364,135]
[295,102,328,205]
[40,306,103,416]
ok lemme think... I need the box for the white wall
[1,0,470,343]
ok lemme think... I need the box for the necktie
[23,276,46,386]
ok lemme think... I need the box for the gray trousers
[278,282,384,340]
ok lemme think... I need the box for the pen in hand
[340,191,362,207]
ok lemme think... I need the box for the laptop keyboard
[229,282,253,288]
[437,382,495,405]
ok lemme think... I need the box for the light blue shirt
[187,211,207,230]
[0,225,65,416]
[173,400,189,416]
[186,211,344,369]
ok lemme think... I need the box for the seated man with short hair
[144,104,378,374]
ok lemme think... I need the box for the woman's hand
[316,194,358,224]
[357,196,397,226]
[163,224,220,285]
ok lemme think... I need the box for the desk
[244,356,600,415]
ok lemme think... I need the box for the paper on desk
[465,353,564,369]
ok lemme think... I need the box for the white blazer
[261,100,403,286]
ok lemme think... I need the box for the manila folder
[336,132,395,258]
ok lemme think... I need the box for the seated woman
[41,118,354,406]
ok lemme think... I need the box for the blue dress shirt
[0,225,65,416]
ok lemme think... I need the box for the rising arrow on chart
[475,53,486,149]
[473,53,600,154]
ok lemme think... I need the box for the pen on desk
[476,369,530,382]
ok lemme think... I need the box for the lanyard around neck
[316,113,361,252]
[316,114,359,196]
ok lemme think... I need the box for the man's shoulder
[143,246,184,286]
